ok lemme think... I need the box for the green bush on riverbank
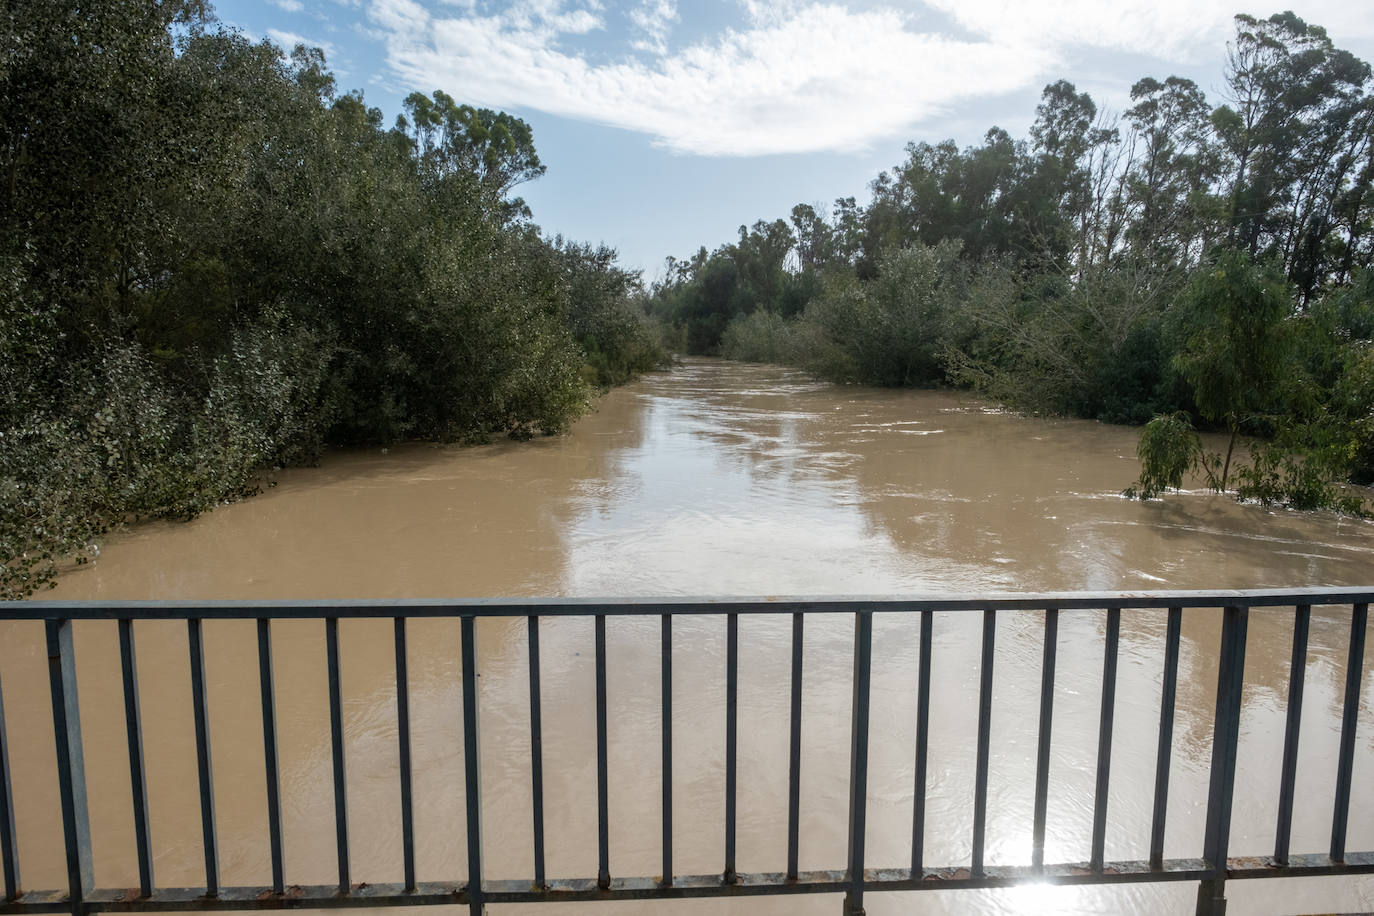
[0,2,667,598]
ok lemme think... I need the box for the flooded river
[4,358,1373,914]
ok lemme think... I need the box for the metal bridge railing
[0,589,1370,916]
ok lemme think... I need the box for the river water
[4,358,1373,914]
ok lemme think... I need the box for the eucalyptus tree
[1025,80,1098,266]
[399,90,545,197]
[790,203,834,271]
[1123,76,1220,268]
[1214,12,1372,300]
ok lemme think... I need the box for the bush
[1125,412,1202,499]
[1233,442,1369,515]
[721,310,804,364]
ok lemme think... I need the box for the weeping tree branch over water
[649,10,1374,516]
[0,1,667,598]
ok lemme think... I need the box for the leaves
[0,1,657,597]
[1125,413,1202,499]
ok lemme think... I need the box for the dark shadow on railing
[0,589,1370,916]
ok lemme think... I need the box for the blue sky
[214,0,1374,279]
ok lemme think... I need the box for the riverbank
[47,358,1374,601]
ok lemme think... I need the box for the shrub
[1125,412,1202,499]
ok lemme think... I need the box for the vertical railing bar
[724,612,738,885]
[843,611,874,916]
[460,617,485,916]
[325,618,350,894]
[660,613,673,887]
[1196,605,1248,916]
[595,614,610,890]
[970,609,996,878]
[1090,606,1121,873]
[1273,604,1309,865]
[786,612,803,882]
[187,619,219,897]
[911,610,932,877]
[1202,605,1248,866]
[1330,602,1367,862]
[45,619,92,916]
[257,619,284,896]
[393,618,416,893]
[0,662,18,901]
[1031,608,1058,871]
[1150,607,1182,870]
[118,620,154,897]
[527,616,546,890]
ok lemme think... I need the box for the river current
[4,358,1373,914]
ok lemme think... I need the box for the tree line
[648,12,1373,515]
[1,1,667,597]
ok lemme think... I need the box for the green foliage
[1233,442,1370,515]
[652,219,807,354]
[1125,413,1202,499]
[1168,249,1293,488]
[952,261,1180,420]
[1328,346,1374,483]
[721,310,806,364]
[0,3,658,597]
[1171,250,1292,427]
[803,242,970,386]
[717,242,973,386]
[399,91,545,195]
[558,240,669,387]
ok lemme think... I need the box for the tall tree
[1123,76,1219,267]
[399,90,545,196]
[1214,12,1372,301]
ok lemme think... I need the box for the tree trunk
[1221,421,1238,492]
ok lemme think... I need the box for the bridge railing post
[45,619,92,916]
[461,616,487,915]
[0,653,21,901]
[843,611,874,916]
[1330,602,1367,863]
[1195,604,1248,916]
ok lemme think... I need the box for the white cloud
[370,0,1050,155]
[266,28,338,58]
[919,0,1229,63]
[920,0,1374,64]
[629,0,677,55]
[370,0,429,33]
[270,0,306,10]
[352,19,389,41]
[364,0,1374,157]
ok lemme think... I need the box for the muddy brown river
[4,358,1372,914]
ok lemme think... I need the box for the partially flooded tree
[1170,249,1292,489]
[1125,412,1202,499]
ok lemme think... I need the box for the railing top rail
[3,587,1372,620]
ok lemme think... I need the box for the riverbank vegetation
[0,2,667,597]
[649,12,1373,517]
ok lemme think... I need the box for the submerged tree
[1125,412,1203,499]
[1170,249,1292,489]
